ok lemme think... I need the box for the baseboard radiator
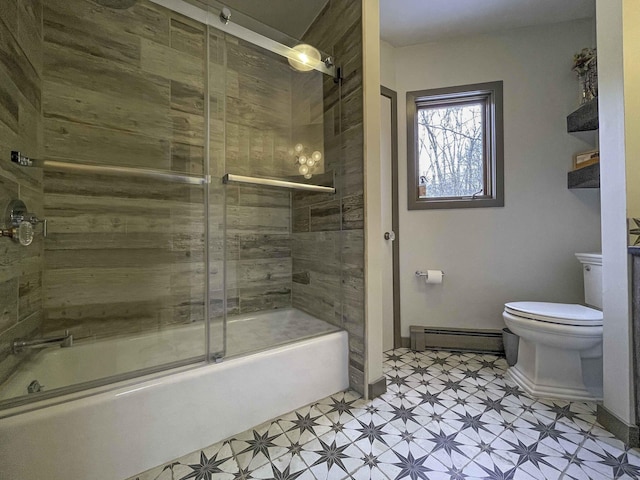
[409,326,504,354]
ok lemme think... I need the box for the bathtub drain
[27,379,44,394]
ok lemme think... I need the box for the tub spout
[12,330,73,354]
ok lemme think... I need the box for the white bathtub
[0,308,340,401]
[0,310,349,480]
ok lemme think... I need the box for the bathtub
[0,309,349,480]
[0,308,341,401]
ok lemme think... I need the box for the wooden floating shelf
[567,98,599,132]
[568,162,600,189]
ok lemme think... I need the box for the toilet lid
[505,301,603,326]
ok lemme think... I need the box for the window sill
[408,197,504,210]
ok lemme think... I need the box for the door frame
[381,85,401,349]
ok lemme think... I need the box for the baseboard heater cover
[409,326,505,354]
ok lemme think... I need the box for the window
[407,81,504,209]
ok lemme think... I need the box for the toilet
[503,253,603,401]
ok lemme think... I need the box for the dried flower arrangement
[572,48,597,75]
[572,48,597,103]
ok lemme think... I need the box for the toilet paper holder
[415,270,445,278]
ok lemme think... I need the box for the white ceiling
[221,1,595,49]
[380,0,595,47]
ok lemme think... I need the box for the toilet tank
[575,253,603,309]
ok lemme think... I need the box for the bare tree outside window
[417,102,484,198]
[407,81,504,210]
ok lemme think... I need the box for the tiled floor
[129,348,640,480]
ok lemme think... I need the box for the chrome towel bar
[223,173,336,194]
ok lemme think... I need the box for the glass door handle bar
[11,153,209,185]
[44,161,209,185]
[222,174,336,194]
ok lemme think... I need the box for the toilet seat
[505,301,602,327]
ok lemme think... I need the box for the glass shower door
[204,1,339,360]
[0,0,210,408]
[0,0,338,409]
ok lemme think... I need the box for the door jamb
[380,85,401,349]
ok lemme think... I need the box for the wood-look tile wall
[211,25,305,325]
[292,1,366,394]
[0,0,44,384]
[210,25,331,320]
[221,185,292,316]
[41,0,209,340]
[41,0,302,340]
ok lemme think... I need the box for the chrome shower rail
[148,0,336,77]
[12,155,208,185]
[223,174,336,194]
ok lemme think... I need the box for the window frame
[406,81,504,210]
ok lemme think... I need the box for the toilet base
[508,365,601,402]
[507,339,602,402]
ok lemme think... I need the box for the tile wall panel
[41,1,300,342]
[222,184,292,315]
[0,0,44,384]
[41,0,208,341]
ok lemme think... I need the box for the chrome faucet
[12,330,73,354]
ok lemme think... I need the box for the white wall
[624,1,640,220]
[392,20,602,337]
[596,0,634,425]
[380,40,396,90]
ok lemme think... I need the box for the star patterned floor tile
[229,420,291,470]
[342,412,404,456]
[314,392,369,427]
[460,373,499,389]
[300,432,365,480]
[371,398,433,433]
[576,437,640,478]
[463,458,538,480]
[375,439,451,480]
[345,462,394,480]
[563,462,619,480]
[441,404,494,437]
[487,432,569,479]
[171,441,239,480]
[458,424,505,447]
[516,414,585,456]
[583,424,629,450]
[278,405,334,445]
[558,416,599,437]
[419,425,482,469]
[249,453,316,480]
[127,348,640,480]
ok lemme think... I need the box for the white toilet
[503,253,603,401]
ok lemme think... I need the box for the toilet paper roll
[425,270,443,284]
